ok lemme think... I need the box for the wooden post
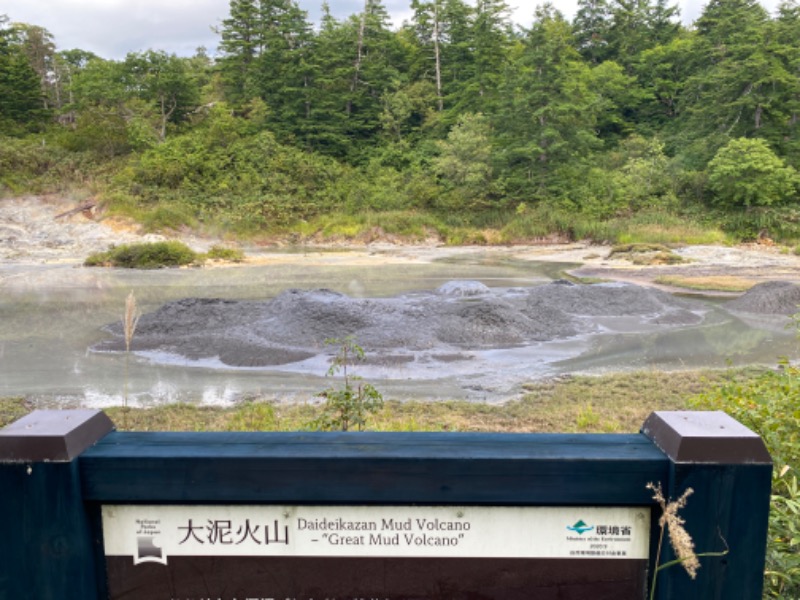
[0,410,114,600]
[642,410,772,600]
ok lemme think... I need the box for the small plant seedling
[309,336,383,432]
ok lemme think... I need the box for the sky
[1,0,782,60]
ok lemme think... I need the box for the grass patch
[615,222,730,246]
[690,365,800,598]
[204,245,246,263]
[0,398,33,428]
[295,211,447,243]
[654,275,756,292]
[84,241,246,268]
[1,368,735,433]
[608,243,687,265]
[85,240,198,269]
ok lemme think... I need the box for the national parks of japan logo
[134,517,167,565]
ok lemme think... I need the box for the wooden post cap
[642,411,771,464]
[0,410,114,463]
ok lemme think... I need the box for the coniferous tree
[770,0,800,164]
[604,0,680,71]
[0,16,46,134]
[496,5,600,198]
[342,0,404,156]
[253,0,313,138]
[635,31,697,128]
[679,0,778,159]
[572,0,611,64]
[409,0,478,122]
[218,0,262,104]
[439,0,474,99]
[457,0,512,114]
[13,23,56,109]
[299,4,353,156]
[410,0,446,110]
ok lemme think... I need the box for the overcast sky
[2,0,781,60]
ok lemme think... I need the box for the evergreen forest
[2,0,800,244]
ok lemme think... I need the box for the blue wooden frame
[80,431,669,505]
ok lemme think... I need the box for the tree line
[1,0,799,239]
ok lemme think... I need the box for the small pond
[0,249,795,408]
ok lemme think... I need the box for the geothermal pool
[1,249,795,408]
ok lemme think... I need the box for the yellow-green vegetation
[0,398,31,428]
[84,241,246,268]
[690,365,800,599]
[85,241,198,268]
[205,245,246,263]
[608,243,687,265]
[0,368,733,433]
[654,275,756,293]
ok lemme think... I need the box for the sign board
[103,504,650,600]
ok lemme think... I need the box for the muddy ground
[95,282,708,368]
[5,195,800,373]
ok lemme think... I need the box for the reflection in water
[0,256,796,407]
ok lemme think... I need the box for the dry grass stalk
[645,480,733,600]
[648,481,701,579]
[124,291,141,353]
[123,291,141,429]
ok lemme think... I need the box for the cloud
[4,0,228,58]
[1,0,784,60]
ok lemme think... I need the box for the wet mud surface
[94,281,708,371]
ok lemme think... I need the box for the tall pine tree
[218,0,262,104]
[0,16,46,134]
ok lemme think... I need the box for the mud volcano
[726,281,800,315]
[95,281,707,374]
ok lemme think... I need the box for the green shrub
[721,206,800,243]
[708,138,798,209]
[690,365,800,598]
[205,245,245,262]
[85,241,198,269]
[0,135,99,194]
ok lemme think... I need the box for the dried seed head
[124,291,140,353]
[649,482,700,579]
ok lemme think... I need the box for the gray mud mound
[437,281,491,297]
[726,281,800,315]
[93,280,707,369]
[524,281,693,316]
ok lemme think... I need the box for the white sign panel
[103,505,650,565]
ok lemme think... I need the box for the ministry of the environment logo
[566,520,594,535]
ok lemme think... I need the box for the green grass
[85,240,198,269]
[204,245,245,262]
[84,241,246,268]
[654,275,756,292]
[0,368,735,432]
[605,243,689,266]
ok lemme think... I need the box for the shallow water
[1,251,796,407]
